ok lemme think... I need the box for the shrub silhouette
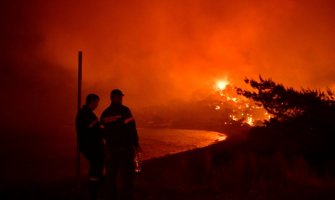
[237,76,335,175]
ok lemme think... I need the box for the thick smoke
[1,0,335,130]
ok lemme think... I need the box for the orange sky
[1,0,335,128]
[42,0,335,99]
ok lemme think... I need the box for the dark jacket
[76,105,103,154]
[101,103,139,150]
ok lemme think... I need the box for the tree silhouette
[237,76,335,123]
[236,76,335,173]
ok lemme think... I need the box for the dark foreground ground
[2,135,335,200]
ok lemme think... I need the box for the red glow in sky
[1,0,335,128]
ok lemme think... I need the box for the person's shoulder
[77,106,91,121]
[121,105,131,111]
[102,106,111,112]
[101,106,112,116]
[122,105,134,117]
[121,104,130,109]
[78,106,89,114]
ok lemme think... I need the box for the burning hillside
[210,79,272,126]
[136,78,272,131]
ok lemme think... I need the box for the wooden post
[76,51,83,192]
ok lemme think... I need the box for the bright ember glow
[216,80,229,91]
[246,117,254,126]
[211,78,272,126]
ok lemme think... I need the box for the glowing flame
[246,117,254,126]
[229,115,238,121]
[212,77,272,127]
[216,80,229,91]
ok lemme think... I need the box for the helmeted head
[85,93,100,110]
[110,89,124,105]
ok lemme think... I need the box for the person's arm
[88,119,98,128]
[130,120,140,151]
[77,110,91,130]
[124,108,140,151]
[83,112,99,129]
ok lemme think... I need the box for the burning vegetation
[136,77,272,132]
[210,79,272,126]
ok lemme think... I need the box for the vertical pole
[78,51,83,120]
[76,51,83,192]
